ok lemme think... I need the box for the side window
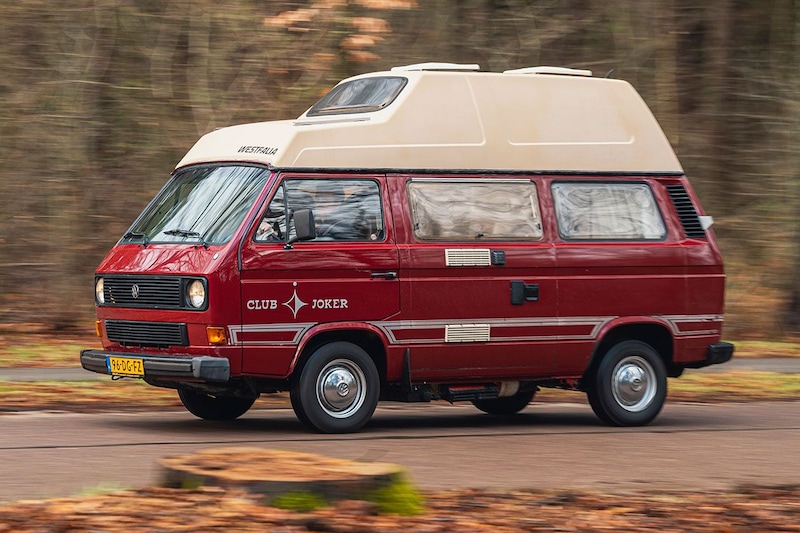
[255,179,384,242]
[552,182,666,240]
[407,179,543,241]
[256,182,286,242]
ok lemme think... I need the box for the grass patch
[0,380,292,412]
[0,335,97,368]
[0,372,797,414]
[366,474,426,516]
[0,344,88,368]
[78,484,131,497]
[729,340,800,358]
[0,379,182,411]
[271,491,328,512]
[669,371,800,401]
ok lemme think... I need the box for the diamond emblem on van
[131,284,140,299]
[283,289,307,319]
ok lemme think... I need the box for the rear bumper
[683,342,735,369]
[80,349,230,382]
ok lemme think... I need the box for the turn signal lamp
[206,326,227,345]
[95,320,102,338]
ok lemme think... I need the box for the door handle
[371,272,398,280]
[510,280,539,304]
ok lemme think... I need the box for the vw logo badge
[131,284,140,299]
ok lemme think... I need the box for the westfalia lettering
[238,145,278,155]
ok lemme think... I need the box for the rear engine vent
[666,185,706,239]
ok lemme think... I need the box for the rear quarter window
[552,182,666,240]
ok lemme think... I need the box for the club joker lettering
[246,297,349,312]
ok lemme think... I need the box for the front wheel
[292,342,379,433]
[472,390,535,415]
[177,389,256,421]
[587,340,667,427]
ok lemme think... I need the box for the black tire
[292,341,379,434]
[177,389,256,421]
[472,390,535,415]
[289,386,311,428]
[586,340,667,427]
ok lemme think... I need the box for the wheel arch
[288,323,388,383]
[584,320,677,385]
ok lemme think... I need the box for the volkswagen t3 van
[80,63,733,433]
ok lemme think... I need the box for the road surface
[1,400,799,502]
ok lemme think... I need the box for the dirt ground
[2,484,799,532]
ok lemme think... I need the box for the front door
[239,174,399,376]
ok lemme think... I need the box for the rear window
[552,182,666,240]
[307,76,407,116]
[407,179,543,241]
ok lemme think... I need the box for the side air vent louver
[666,185,706,239]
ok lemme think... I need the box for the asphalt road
[1,400,799,503]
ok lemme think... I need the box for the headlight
[95,277,105,305]
[187,279,206,309]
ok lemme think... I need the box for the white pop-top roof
[176,64,683,173]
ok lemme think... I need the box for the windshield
[123,165,270,246]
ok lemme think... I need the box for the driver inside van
[256,181,346,242]
[311,181,346,230]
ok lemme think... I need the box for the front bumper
[80,350,230,382]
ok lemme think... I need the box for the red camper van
[81,63,733,433]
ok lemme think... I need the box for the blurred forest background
[0,0,799,340]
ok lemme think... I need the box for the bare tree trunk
[704,0,736,215]
[654,0,679,145]
[783,2,800,335]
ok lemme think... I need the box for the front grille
[666,184,706,239]
[105,320,188,347]
[104,276,183,309]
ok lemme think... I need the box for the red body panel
[92,170,726,385]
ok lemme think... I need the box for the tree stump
[159,447,407,502]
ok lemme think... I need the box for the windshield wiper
[122,231,149,246]
[163,228,208,248]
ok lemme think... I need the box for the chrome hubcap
[317,359,366,418]
[611,355,656,412]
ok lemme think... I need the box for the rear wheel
[291,342,379,433]
[587,340,667,426]
[177,389,256,421]
[472,390,535,415]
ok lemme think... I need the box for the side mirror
[285,208,316,248]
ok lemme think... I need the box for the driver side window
[255,178,384,243]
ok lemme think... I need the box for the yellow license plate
[107,356,145,377]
